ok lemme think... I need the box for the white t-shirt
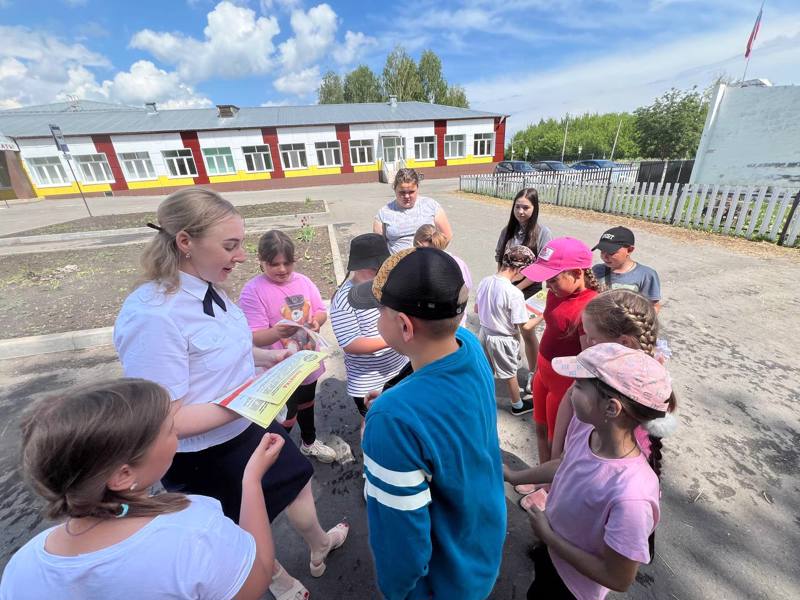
[330,280,409,397]
[376,196,441,254]
[0,496,256,600]
[475,275,528,336]
[114,272,253,452]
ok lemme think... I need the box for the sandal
[514,483,538,495]
[310,522,349,577]
[519,488,548,512]
[269,565,309,600]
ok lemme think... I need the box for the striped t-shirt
[330,280,409,397]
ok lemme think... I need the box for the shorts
[527,544,576,599]
[532,353,574,440]
[479,328,520,380]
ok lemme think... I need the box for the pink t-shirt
[238,272,326,383]
[547,416,660,600]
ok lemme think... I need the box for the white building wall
[111,132,186,180]
[691,83,800,186]
[277,125,338,168]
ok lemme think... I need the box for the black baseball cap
[593,226,635,252]
[348,247,467,319]
[347,233,390,271]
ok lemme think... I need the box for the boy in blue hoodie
[349,247,506,600]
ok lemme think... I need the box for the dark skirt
[527,544,577,599]
[163,422,314,523]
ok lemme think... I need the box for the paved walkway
[1,180,799,599]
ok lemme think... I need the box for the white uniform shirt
[114,272,253,452]
[475,275,529,336]
[0,496,255,600]
[376,196,441,254]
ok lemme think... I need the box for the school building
[0,98,506,200]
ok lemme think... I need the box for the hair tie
[643,412,678,438]
[146,222,165,232]
[116,503,130,518]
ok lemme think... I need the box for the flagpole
[742,0,766,82]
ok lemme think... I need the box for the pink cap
[521,237,593,282]
[552,343,672,412]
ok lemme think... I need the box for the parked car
[531,160,573,172]
[494,160,536,174]
[570,159,620,170]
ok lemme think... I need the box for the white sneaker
[301,439,337,463]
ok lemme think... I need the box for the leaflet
[525,288,548,317]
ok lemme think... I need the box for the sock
[511,399,524,409]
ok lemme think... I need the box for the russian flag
[745,7,763,58]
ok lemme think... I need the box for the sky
[0,0,798,134]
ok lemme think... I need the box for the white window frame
[279,143,308,170]
[349,139,374,165]
[74,153,114,184]
[118,151,156,181]
[314,141,342,167]
[413,136,436,161]
[444,134,466,159]
[202,147,236,176]
[242,145,273,172]
[163,149,198,178]
[473,132,495,157]
[25,156,70,187]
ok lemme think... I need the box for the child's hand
[527,505,553,542]
[502,464,514,483]
[364,389,381,411]
[306,318,321,333]
[275,322,300,337]
[243,433,285,483]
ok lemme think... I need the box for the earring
[185,252,191,259]
[130,483,137,491]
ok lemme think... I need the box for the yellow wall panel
[34,182,112,197]
[127,176,194,190]
[209,171,271,183]
[404,159,436,169]
[284,165,342,178]
[446,155,494,166]
[354,164,379,173]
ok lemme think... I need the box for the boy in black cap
[592,226,661,311]
[349,247,506,600]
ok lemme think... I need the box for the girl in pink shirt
[239,230,338,464]
[504,343,677,600]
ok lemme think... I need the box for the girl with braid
[504,343,677,599]
[519,238,600,463]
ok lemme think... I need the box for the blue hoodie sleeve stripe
[365,479,432,511]
[363,452,430,488]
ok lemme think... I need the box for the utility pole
[560,116,569,162]
[610,118,623,160]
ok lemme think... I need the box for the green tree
[633,87,708,159]
[382,46,424,102]
[442,84,469,108]
[317,71,344,104]
[418,50,447,103]
[343,65,383,103]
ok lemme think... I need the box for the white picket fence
[459,175,800,247]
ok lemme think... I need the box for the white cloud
[260,0,301,13]
[333,30,375,65]
[260,98,292,106]
[278,4,338,72]
[131,0,280,82]
[274,65,320,95]
[103,60,212,108]
[466,13,800,136]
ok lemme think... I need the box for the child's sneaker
[510,399,533,416]
[301,439,337,463]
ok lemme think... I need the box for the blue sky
[1,0,799,134]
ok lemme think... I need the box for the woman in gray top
[494,187,553,299]
[373,168,453,254]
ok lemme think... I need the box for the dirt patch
[458,191,800,260]
[2,200,326,238]
[0,226,335,339]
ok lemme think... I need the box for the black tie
[203,282,227,317]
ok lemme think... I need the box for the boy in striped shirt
[349,247,506,600]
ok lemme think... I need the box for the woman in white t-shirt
[0,378,280,600]
[373,168,453,254]
[113,188,347,599]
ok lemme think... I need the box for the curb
[0,327,113,361]
[327,223,346,285]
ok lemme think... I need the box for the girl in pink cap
[504,343,677,600]
[519,237,600,464]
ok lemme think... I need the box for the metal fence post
[602,167,613,212]
[777,189,800,246]
[556,180,562,206]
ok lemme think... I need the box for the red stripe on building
[493,117,506,163]
[180,131,209,184]
[434,120,447,167]
[92,135,128,191]
[335,124,353,174]
[261,127,284,178]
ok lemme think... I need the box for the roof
[0,100,504,139]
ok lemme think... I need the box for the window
[444,134,466,159]
[242,145,273,172]
[163,149,198,177]
[279,143,307,170]
[26,156,69,186]
[414,136,436,161]
[119,152,156,180]
[315,141,342,167]
[74,154,114,183]
[349,139,374,165]
[474,132,494,157]
[202,147,235,175]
